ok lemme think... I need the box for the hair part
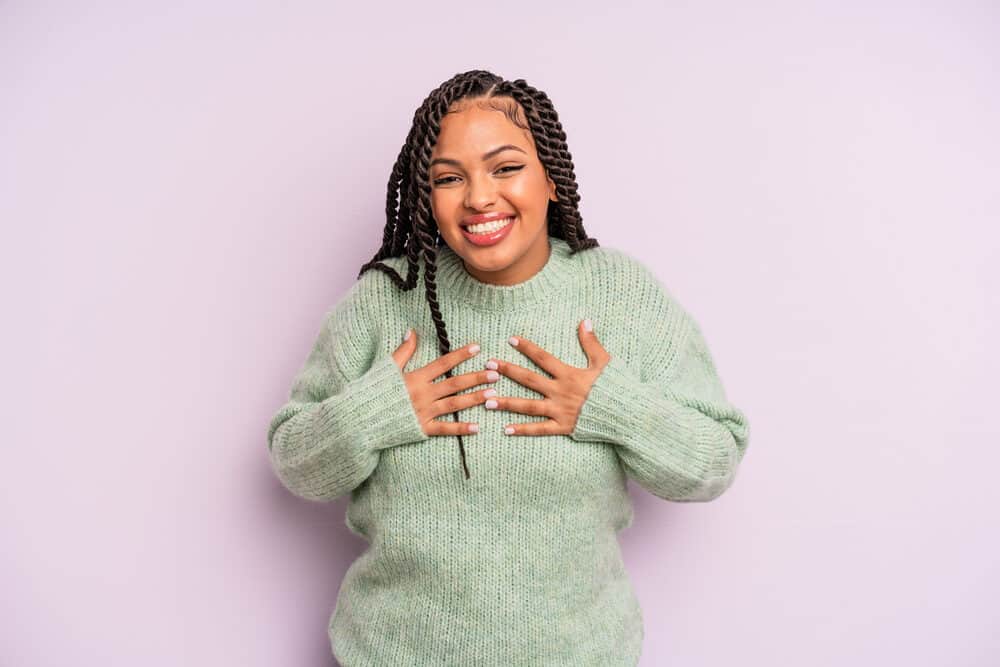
[357,69,600,479]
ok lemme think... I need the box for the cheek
[430,191,461,232]
[431,192,450,224]
[506,176,550,212]
[431,189,458,214]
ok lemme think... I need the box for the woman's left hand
[483,319,611,436]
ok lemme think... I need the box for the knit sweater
[266,236,750,666]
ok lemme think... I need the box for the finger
[484,396,550,417]
[507,335,564,377]
[502,419,561,436]
[417,342,482,382]
[577,318,608,369]
[392,327,418,370]
[427,387,497,419]
[424,417,481,437]
[488,358,555,395]
[429,368,501,401]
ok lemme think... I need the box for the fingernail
[486,399,498,409]
[469,344,481,355]
[468,423,479,433]
[583,319,593,332]
[504,426,515,435]
[486,360,499,370]
[403,328,411,341]
[484,388,497,398]
[486,370,499,381]
[508,336,519,346]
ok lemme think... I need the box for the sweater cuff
[571,355,659,445]
[314,352,427,454]
[570,355,727,474]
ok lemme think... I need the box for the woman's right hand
[391,328,498,436]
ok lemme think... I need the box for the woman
[267,69,750,666]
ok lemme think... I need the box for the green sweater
[266,236,750,666]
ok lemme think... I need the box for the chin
[464,248,515,271]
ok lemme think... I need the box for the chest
[372,304,638,505]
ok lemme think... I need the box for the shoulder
[572,243,655,286]
[309,256,411,379]
[574,243,688,319]
[582,244,700,368]
[325,254,414,335]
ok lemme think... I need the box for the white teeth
[466,216,514,234]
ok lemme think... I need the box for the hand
[484,319,611,436]
[392,328,498,437]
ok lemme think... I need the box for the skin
[391,97,612,437]
[428,97,556,286]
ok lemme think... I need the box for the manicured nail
[484,388,497,398]
[504,426,515,435]
[403,328,411,341]
[583,319,593,332]
[486,360,499,370]
[486,370,499,381]
[508,336,519,346]
[468,423,479,434]
[486,399,498,409]
[469,344,481,355]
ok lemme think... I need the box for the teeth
[466,216,514,234]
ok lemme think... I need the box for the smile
[461,216,516,247]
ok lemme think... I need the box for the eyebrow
[429,144,527,168]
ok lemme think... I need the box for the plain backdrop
[2,1,997,665]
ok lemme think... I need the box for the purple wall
[3,1,997,665]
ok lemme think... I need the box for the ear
[547,174,558,202]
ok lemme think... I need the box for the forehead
[431,99,534,157]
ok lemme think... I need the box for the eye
[432,164,524,187]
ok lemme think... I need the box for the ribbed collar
[432,236,582,313]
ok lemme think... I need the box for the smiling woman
[429,108,558,284]
[265,69,750,666]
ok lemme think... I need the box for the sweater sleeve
[266,289,427,502]
[569,272,750,502]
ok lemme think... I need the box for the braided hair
[357,69,600,480]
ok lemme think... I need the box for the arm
[570,277,750,502]
[266,292,426,502]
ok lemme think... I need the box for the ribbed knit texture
[266,236,750,666]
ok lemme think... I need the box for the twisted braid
[494,79,597,251]
[357,70,600,479]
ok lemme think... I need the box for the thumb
[392,327,418,370]
[577,318,602,368]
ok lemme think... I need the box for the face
[429,98,558,286]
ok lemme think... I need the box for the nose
[463,171,497,210]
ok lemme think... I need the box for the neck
[433,236,581,313]
[461,236,552,286]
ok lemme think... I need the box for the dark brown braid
[357,70,600,480]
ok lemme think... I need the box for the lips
[460,215,516,247]
[460,212,518,227]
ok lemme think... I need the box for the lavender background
[3,1,997,665]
